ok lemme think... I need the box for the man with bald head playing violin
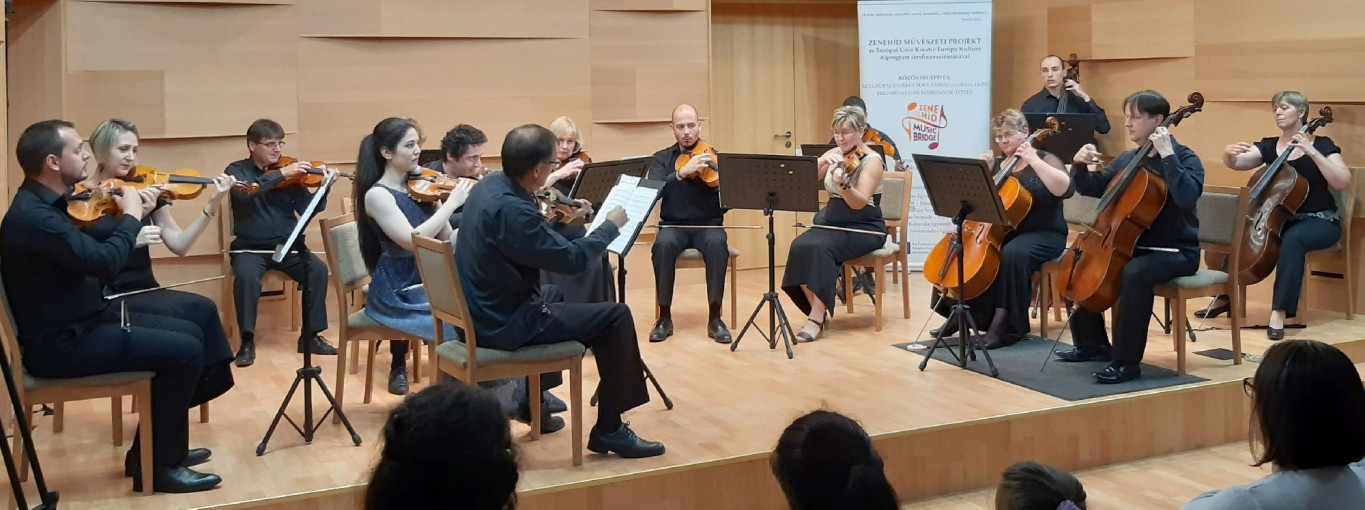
[647,104,733,344]
[224,118,339,367]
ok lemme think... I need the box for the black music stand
[568,157,651,212]
[912,154,1006,377]
[721,154,819,359]
[1025,113,1097,163]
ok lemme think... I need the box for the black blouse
[996,150,1072,236]
[1254,136,1343,214]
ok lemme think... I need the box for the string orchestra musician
[1198,91,1351,340]
[928,109,1073,349]
[646,105,733,344]
[783,106,888,343]
[224,119,339,367]
[456,124,664,458]
[1054,91,1204,384]
[1022,54,1111,137]
[420,123,488,230]
[830,95,901,297]
[538,115,616,305]
[1,120,221,493]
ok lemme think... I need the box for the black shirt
[1253,136,1343,214]
[995,151,1073,236]
[454,172,619,348]
[0,180,142,344]
[646,143,725,226]
[1072,138,1203,256]
[84,213,160,292]
[224,158,329,250]
[1021,88,1112,135]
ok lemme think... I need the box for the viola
[533,187,581,224]
[1205,106,1335,285]
[923,117,1060,300]
[567,151,592,165]
[121,165,259,200]
[66,180,129,225]
[1057,92,1204,312]
[1057,53,1080,113]
[676,140,719,188]
[406,168,477,203]
[268,156,354,187]
[863,129,897,159]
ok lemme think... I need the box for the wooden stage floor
[7,268,1362,509]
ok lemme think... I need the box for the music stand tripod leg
[731,195,795,358]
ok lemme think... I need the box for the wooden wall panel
[7,0,67,201]
[592,0,705,11]
[792,2,858,149]
[1048,0,1193,60]
[590,11,709,122]
[1195,38,1365,103]
[295,0,588,38]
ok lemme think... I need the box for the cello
[1205,106,1334,285]
[922,117,1060,300]
[1056,53,1080,113]
[1058,92,1204,312]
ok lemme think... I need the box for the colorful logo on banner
[902,103,948,150]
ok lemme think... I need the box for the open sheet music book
[586,174,664,257]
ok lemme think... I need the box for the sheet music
[587,175,661,256]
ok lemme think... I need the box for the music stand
[720,154,820,359]
[418,148,443,166]
[912,154,1007,377]
[1025,113,1097,163]
[568,157,651,211]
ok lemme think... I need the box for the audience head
[771,410,898,510]
[501,123,556,186]
[1248,339,1365,471]
[1270,90,1310,129]
[1121,90,1170,144]
[246,118,287,166]
[548,116,583,162]
[354,117,422,271]
[440,124,488,178]
[670,104,702,150]
[995,461,1087,510]
[365,384,518,510]
[90,119,140,179]
[17,119,86,184]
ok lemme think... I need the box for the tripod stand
[917,202,998,376]
[732,194,796,358]
[0,334,58,509]
[588,253,673,410]
[257,173,361,455]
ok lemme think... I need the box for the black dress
[932,152,1071,341]
[782,153,887,316]
[85,207,235,407]
[541,175,617,304]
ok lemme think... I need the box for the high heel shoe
[1193,300,1230,319]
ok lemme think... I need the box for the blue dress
[363,185,459,342]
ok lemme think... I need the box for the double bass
[1058,92,1204,312]
[922,117,1060,300]
[1056,53,1080,113]
[1205,107,1335,284]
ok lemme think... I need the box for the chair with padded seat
[841,172,912,331]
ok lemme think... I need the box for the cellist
[1198,91,1350,340]
[1055,91,1203,384]
[928,109,1072,349]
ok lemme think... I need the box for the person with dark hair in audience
[1,120,220,493]
[771,410,899,509]
[456,123,664,457]
[365,384,519,510]
[421,123,488,230]
[996,461,1087,510]
[224,118,339,367]
[1183,339,1365,509]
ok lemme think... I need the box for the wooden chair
[411,234,586,466]
[0,274,155,494]
[1298,184,1355,320]
[319,214,429,420]
[841,172,912,331]
[1154,186,1248,374]
[1037,194,1100,338]
[655,247,740,325]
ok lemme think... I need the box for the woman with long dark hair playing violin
[928,109,1072,349]
[1198,91,1351,340]
[782,106,888,342]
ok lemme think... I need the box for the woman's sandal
[795,317,827,343]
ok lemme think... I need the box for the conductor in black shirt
[0,120,220,493]
[223,119,339,367]
[1021,55,1111,136]
[456,124,665,458]
[646,104,732,344]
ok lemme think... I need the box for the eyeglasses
[542,160,561,169]
[253,141,286,150]
[1242,377,1255,397]
[993,133,1022,143]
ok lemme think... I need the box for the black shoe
[1267,328,1285,341]
[1094,363,1141,384]
[234,342,255,367]
[708,319,733,344]
[126,448,211,477]
[980,333,1023,350]
[1054,345,1112,362]
[388,366,409,395]
[1194,298,1231,319]
[544,390,567,414]
[514,398,565,434]
[297,335,338,355]
[133,466,222,494]
[930,321,960,338]
[649,318,674,343]
[588,423,666,459]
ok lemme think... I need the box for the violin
[923,117,1060,300]
[1057,92,1204,312]
[1057,53,1080,113]
[67,180,130,226]
[676,140,719,188]
[406,168,477,203]
[862,129,897,159]
[268,156,354,187]
[567,151,592,165]
[1205,106,1335,285]
[533,187,581,224]
[121,165,259,200]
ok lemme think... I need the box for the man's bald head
[670,104,701,149]
[672,104,698,124]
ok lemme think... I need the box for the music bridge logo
[902,103,948,150]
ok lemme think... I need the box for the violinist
[224,118,339,367]
[828,95,898,297]
[544,116,591,197]
[1,120,221,493]
[782,106,887,343]
[646,104,733,344]
[420,123,487,229]
[828,96,901,162]
[1055,91,1203,384]
[928,110,1072,349]
[1022,55,1111,136]
[355,118,463,396]
[533,115,617,306]
[1199,91,1351,340]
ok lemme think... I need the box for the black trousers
[781,228,885,316]
[1072,249,1198,365]
[121,290,235,407]
[1272,217,1341,317]
[230,251,328,339]
[932,231,1065,337]
[651,227,728,308]
[23,311,203,468]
